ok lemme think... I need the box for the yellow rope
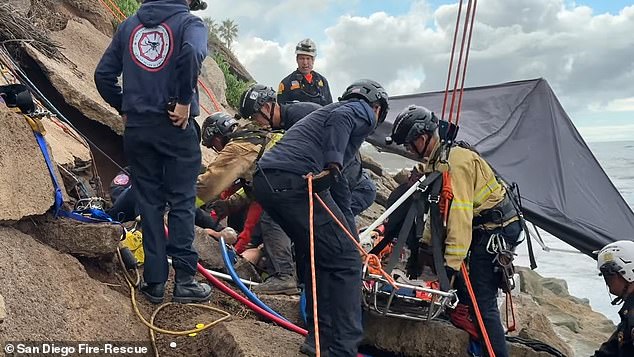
[116,247,231,356]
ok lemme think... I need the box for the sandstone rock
[258,295,304,327]
[0,106,61,221]
[356,202,384,229]
[202,319,303,357]
[193,227,225,269]
[30,0,115,35]
[198,56,229,112]
[505,293,574,356]
[367,170,398,207]
[392,168,411,185]
[360,152,383,176]
[542,277,569,297]
[0,294,6,324]
[41,118,91,167]
[26,19,122,134]
[193,227,261,282]
[516,266,614,356]
[16,215,121,257]
[0,227,147,343]
[363,314,470,356]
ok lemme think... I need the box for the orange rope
[306,175,321,357]
[313,193,397,288]
[461,262,495,357]
[441,0,463,121]
[447,0,473,124]
[96,0,122,22]
[455,0,478,126]
[198,80,222,112]
[105,0,127,22]
[199,102,211,115]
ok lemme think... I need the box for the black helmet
[201,112,238,148]
[339,79,389,125]
[189,0,208,11]
[238,84,277,119]
[387,105,439,145]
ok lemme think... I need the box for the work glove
[307,164,341,193]
[210,200,231,218]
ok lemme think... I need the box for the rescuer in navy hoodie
[95,0,211,304]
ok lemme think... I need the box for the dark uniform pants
[124,118,201,283]
[456,221,522,357]
[253,170,363,357]
[261,211,295,277]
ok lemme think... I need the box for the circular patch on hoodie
[130,24,173,72]
[112,173,130,186]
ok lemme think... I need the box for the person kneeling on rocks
[593,240,634,357]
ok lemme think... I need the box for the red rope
[105,0,127,22]
[199,102,211,115]
[198,79,222,112]
[455,0,478,126]
[461,262,495,357]
[96,0,121,22]
[441,0,463,121]
[447,0,473,124]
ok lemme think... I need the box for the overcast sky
[198,0,634,142]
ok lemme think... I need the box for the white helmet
[295,38,316,57]
[596,240,634,283]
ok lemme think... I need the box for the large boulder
[0,227,147,343]
[30,0,115,35]
[194,319,303,357]
[367,170,398,207]
[0,106,62,221]
[16,215,122,257]
[363,314,470,356]
[42,118,92,167]
[198,57,229,111]
[517,267,614,356]
[25,18,122,134]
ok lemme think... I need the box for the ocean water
[361,140,634,323]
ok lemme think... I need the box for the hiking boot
[252,274,299,295]
[140,282,165,304]
[299,338,329,357]
[172,270,213,304]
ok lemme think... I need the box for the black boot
[173,269,213,303]
[140,282,165,304]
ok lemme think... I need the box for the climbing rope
[461,261,495,357]
[306,175,321,357]
[440,0,478,127]
[115,246,231,357]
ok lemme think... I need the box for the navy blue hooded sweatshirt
[258,99,376,175]
[94,0,208,125]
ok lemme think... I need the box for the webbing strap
[34,131,115,224]
[384,202,417,273]
[34,131,64,214]
[430,176,451,291]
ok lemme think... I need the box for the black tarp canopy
[368,78,634,256]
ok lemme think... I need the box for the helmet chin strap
[413,133,432,159]
[610,282,633,305]
[258,103,277,128]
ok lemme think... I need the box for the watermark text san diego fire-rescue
[4,341,149,356]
